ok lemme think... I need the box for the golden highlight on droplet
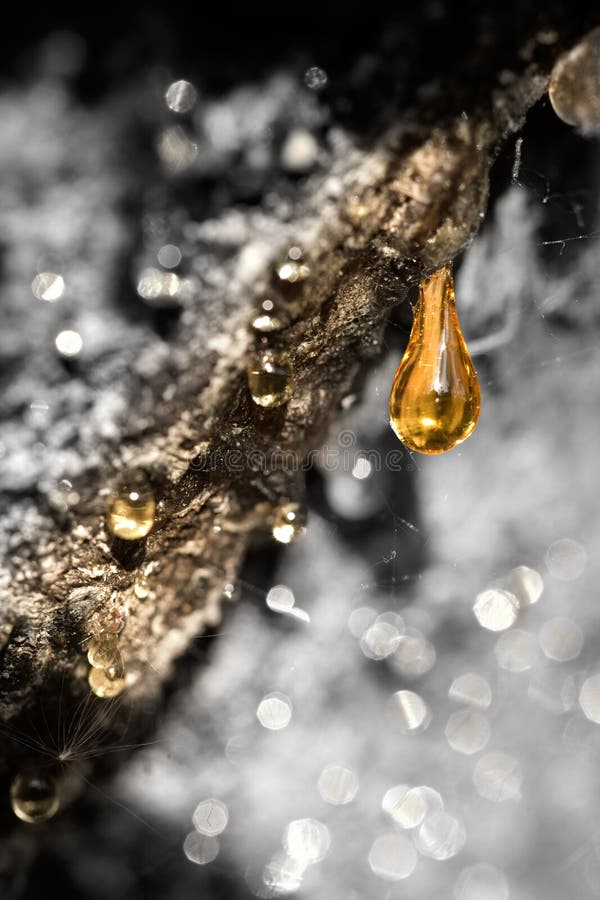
[10,774,60,824]
[106,469,156,540]
[105,652,126,682]
[389,264,481,454]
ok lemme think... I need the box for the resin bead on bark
[87,638,125,682]
[389,264,481,454]
[105,651,126,682]
[272,502,306,544]
[10,774,60,824]
[134,574,150,599]
[87,636,120,670]
[89,666,126,698]
[106,468,156,540]
[247,349,293,408]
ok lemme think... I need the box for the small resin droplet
[389,264,481,454]
[87,637,120,669]
[134,575,150,599]
[247,350,293,408]
[106,469,156,540]
[272,503,306,544]
[10,774,59,824]
[89,666,126,698]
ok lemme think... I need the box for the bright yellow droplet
[247,350,293,408]
[106,469,156,540]
[10,774,60,824]
[389,264,481,454]
[88,666,126,698]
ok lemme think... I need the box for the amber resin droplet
[10,774,60,824]
[247,350,293,408]
[389,264,481,454]
[134,574,150,599]
[89,665,126,698]
[272,502,306,544]
[87,636,120,669]
[106,469,155,540]
[105,651,126,682]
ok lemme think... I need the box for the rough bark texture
[0,7,597,809]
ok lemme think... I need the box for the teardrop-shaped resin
[106,468,155,540]
[389,264,481,454]
[87,636,120,669]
